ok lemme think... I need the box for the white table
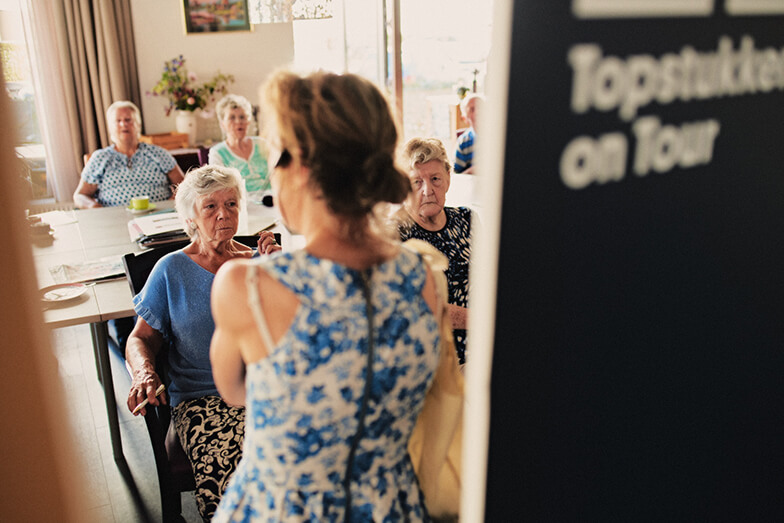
[33,201,285,468]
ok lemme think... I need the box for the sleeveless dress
[213,247,441,522]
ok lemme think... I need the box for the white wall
[130,0,294,141]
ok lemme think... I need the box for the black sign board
[486,1,784,520]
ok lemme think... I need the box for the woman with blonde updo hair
[210,70,454,521]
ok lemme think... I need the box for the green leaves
[148,56,234,116]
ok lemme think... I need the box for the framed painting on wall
[182,0,252,34]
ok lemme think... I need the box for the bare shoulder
[212,259,254,316]
[215,257,252,283]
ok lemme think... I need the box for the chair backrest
[233,233,281,249]
[122,242,188,295]
[172,150,201,174]
[197,146,209,167]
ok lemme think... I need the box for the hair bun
[357,151,409,208]
[362,151,393,176]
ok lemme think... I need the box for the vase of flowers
[149,55,234,144]
[175,110,198,146]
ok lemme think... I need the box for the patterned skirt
[173,395,245,521]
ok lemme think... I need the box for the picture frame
[182,0,252,34]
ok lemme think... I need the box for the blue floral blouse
[213,247,441,522]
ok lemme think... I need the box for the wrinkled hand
[257,230,282,255]
[127,366,165,416]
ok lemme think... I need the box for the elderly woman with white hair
[208,93,270,198]
[125,164,279,520]
[73,100,184,209]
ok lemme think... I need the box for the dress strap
[246,263,276,351]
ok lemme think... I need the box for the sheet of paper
[49,255,125,284]
[132,210,184,237]
[34,210,78,226]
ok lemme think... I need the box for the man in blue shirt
[454,93,484,174]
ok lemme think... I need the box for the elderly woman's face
[190,188,241,243]
[111,107,138,145]
[221,107,249,140]
[406,159,450,221]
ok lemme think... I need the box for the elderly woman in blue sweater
[125,164,279,520]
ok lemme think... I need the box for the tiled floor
[51,324,201,523]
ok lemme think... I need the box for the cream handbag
[404,239,465,519]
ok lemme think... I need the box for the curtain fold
[19,0,140,202]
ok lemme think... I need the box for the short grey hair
[106,101,142,144]
[175,165,244,239]
[401,137,452,176]
[216,94,253,123]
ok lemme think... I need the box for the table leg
[91,335,103,385]
[90,320,126,465]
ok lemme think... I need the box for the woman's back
[213,247,440,522]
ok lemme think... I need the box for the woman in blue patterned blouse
[73,101,184,209]
[209,70,446,522]
[398,137,472,365]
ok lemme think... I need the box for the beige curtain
[20,0,139,201]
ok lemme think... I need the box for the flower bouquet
[148,55,234,116]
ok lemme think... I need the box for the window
[398,0,494,150]
[0,0,51,200]
[292,0,493,151]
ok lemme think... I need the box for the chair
[122,242,194,523]
[121,233,279,522]
[172,150,201,174]
[197,146,210,166]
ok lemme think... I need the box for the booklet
[128,209,189,248]
[49,255,126,284]
[133,210,184,236]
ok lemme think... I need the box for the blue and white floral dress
[213,247,441,522]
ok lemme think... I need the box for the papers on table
[34,210,78,226]
[49,255,125,284]
[133,210,184,236]
[127,209,189,248]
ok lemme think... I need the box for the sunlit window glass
[1,0,51,200]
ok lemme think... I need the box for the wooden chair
[121,234,278,522]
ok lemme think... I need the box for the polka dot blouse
[81,143,177,207]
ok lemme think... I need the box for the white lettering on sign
[560,35,779,190]
[560,133,628,189]
[568,36,784,121]
[632,117,720,176]
[726,0,784,15]
[573,0,715,18]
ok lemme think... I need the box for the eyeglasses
[268,147,292,169]
[275,149,292,168]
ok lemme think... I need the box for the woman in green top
[208,94,270,198]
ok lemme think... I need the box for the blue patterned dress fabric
[81,142,176,206]
[213,247,441,523]
[399,206,471,364]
